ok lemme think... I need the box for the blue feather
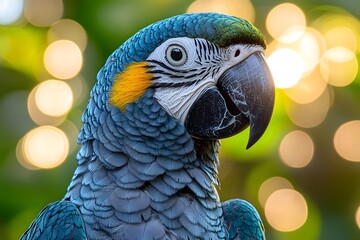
[187,168,213,191]
[91,170,111,186]
[161,200,187,223]
[129,160,165,177]
[187,181,207,198]
[110,189,150,213]
[163,174,185,190]
[222,199,266,240]
[149,196,176,212]
[146,185,169,203]
[179,212,206,237]
[21,201,86,240]
[166,170,192,184]
[150,177,178,196]
[156,156,184,171]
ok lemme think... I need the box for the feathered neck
[64,88,226,239]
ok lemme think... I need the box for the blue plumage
[21,201,86,240]
[21,12,272,239]
[223,200,266,240]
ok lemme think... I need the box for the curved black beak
[218,52,275,148]
[185,52,275,149]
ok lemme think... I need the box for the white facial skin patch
[146,37,264,124]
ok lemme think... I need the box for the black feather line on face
[150,80,200,88]
[147,60,196,78]
[146,39,225,89]
[146,60,197,74]
[146,60,201,88]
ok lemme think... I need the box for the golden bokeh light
[277,27,305,44]
[0,0,24,25]
[265,189,308,232]
[274,28,325,77]
[334,120,360,162]
[286,88,330,128]
[295,34,318,74]
[324,26,358,53]
[24,0,63,27]
[27,85,67,126]
[258,176,294,207]
[48,19,88,52]
[283,67,328,104]
[293,29,324,75]
[187,0,255,23]
[21,126,69,169]
[320,47,358,87]
[267,48,304,88]
[312,12,360,53]
[324,47,355,63]
[279,130,314,168]
[35,80,73,117]
[44,40,83,80]
[16,138,39,170]
[266,3,306,42]
[356,206,360,229]
[269,27,327,86]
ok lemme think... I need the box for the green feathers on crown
[211,16,266,48]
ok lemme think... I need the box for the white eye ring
[166,44,187,67]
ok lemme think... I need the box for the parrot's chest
[74,178,226,239]
[66,105,227,239]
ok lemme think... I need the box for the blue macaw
[21,12,274,240]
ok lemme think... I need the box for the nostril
[234,49,241,57]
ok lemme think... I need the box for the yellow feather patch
[109,62,153,111]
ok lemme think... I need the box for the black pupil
[171,48,183,61]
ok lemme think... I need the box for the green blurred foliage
[0,0,359,239]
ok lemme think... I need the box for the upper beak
[217,52,275,148]
[185,52,275,149]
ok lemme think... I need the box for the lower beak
[185,52,275,149]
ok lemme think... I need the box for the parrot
[21,12,274,240]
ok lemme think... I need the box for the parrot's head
[101,13,274,149]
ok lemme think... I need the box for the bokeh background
[0,0,359,239]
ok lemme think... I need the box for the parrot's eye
[166,44,187,67]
